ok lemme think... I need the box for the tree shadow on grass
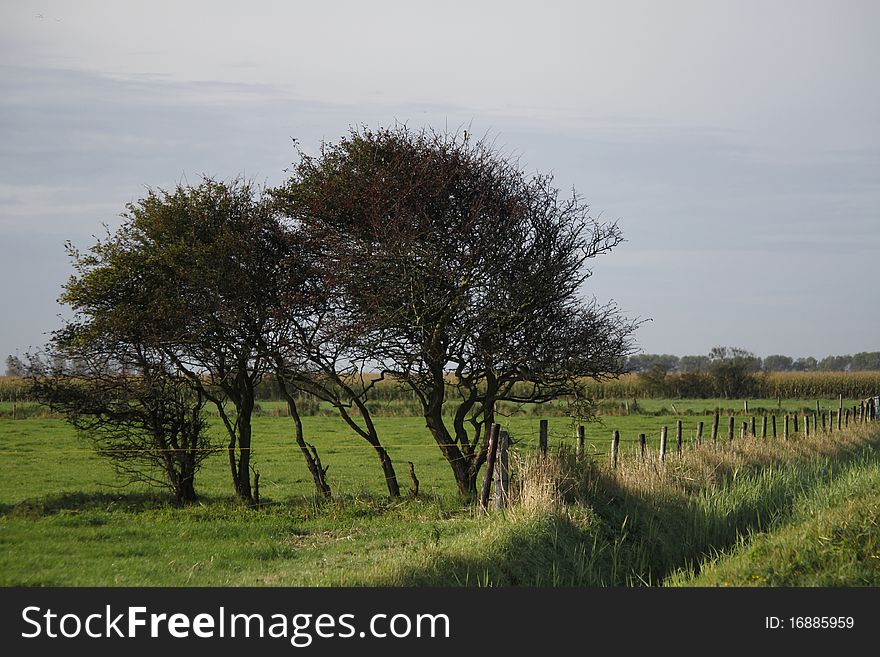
[0,491,232,518]
[0,488,458,521]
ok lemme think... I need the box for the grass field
[1,399,878,586]
[0,398,867,502]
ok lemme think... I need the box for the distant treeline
[626,352,880,373]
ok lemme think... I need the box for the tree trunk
[424,408,477,497]
[234,392,254,502]
[280,383,331,498]
[176,473,198,504]
[371,443,401,497]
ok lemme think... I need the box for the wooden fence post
[741,421,747,439]
[696,421,704,446]
[611,430,620,469]
[821,412,827,433]
[408,462,420,497]
[728,416,735,442]
[479,423,500,511]
[845,408,850,428]
[712,411,719,443]
[539,419,548,457]
[804,415,810,438]
[761,415,767,439]
[676,420,683,455]
[771,415,776,439]
[639,433,647,461]
[659,426,667,462]
[838,395,843,430]
[576,425,585,459]
[783,415,789,440]
[493,430,510,510]
[793,413,799,433]
[829,410,834,434]
[744,400,749,413]
[749,416,756,437]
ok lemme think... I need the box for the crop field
[1,396,878,587]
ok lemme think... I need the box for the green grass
[0,494,485,586]
[2,407,856,503]
[1,399,878,586]
[670,462,880,586]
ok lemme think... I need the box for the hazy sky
[1,0,878,362]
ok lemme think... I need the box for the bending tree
[277,126,637,496]
[59,179,287,502]
[29,336,212,504]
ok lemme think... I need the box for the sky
[1,0,878,362]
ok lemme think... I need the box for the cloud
[0,59,877,359]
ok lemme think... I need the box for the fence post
[728,416,735,442]
[539,419,548,457]
[639,433,647,461]
[676,420,683,455]
[838,395,843,430]
[744,400,749,413]
[845,408,850,428]
[741,421,747,439]
[659,426,667,463]
[821,412,827,433]
[611,430,620,469]
[576,425,585,459]
[829,410,834,434]
[804,415,810,438]
[750,416,756,437]
[696,421,704,446]
[761,415,768,439]
[493,430,510,510]
[479,423,500,511]
[771,415,777,439]
[712,411,719,443]
[793,413,799,433]
[783,415,789,440]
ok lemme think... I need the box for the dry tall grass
[510,424,878,515]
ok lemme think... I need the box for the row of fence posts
[480,396,878,511]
